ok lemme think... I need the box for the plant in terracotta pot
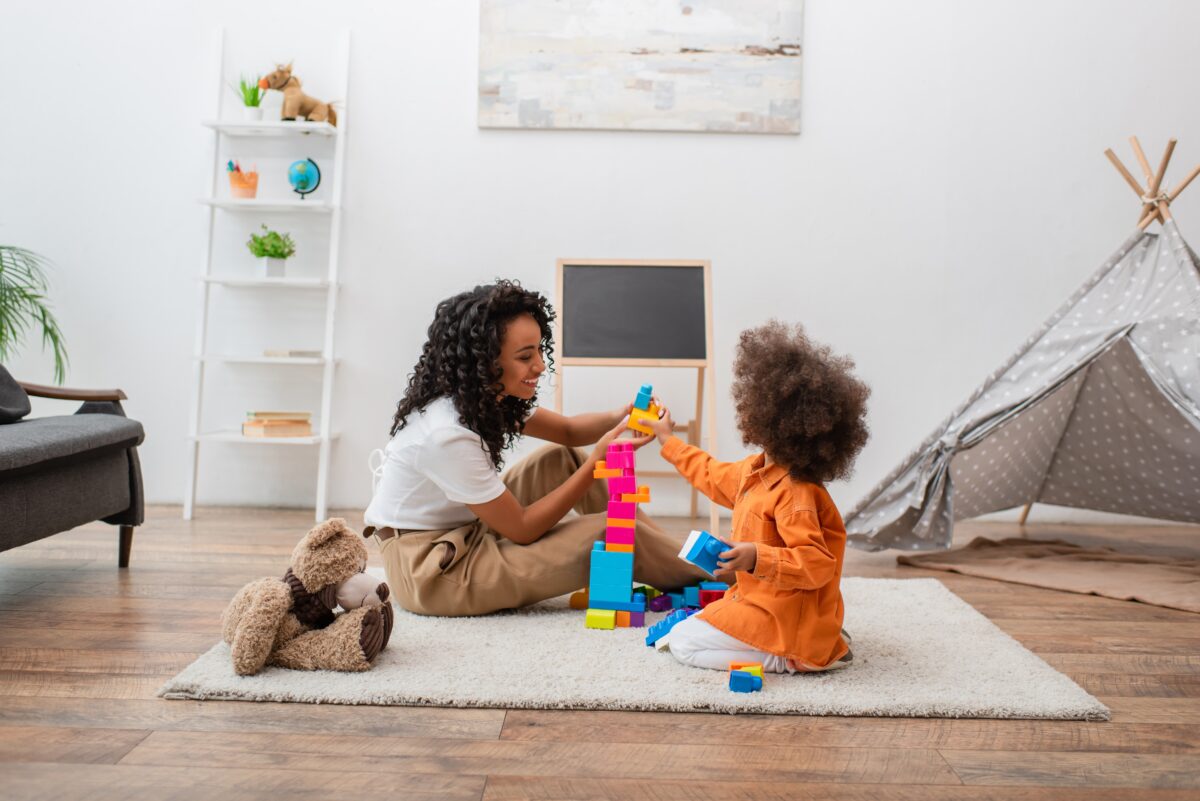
[0,245,68,383]
[246,226,296,277]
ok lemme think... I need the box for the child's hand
[714,542,757,579]
[641,400,675,444]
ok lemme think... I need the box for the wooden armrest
[18,382,127,402]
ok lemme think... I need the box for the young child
[643,321,870,674]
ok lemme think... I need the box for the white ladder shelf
[184,29,350,522]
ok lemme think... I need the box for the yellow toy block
[621,486,651,503]
[606,543,634,553]
[636,586,662,600]
[586,609,617,629]
[592,461,623,479]
[729,661,764,678]
[569,590,588,610]
[615,611,631,627]
[606,517,636,529]
[627,405,660,435]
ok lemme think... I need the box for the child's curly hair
[732,321,870,484]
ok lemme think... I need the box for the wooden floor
[1,506,1198,800]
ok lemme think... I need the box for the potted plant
[246,225,296,277]
[232,74,264,121]
[0,245,68,383]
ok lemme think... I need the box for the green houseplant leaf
[0,245,69,383]
[246,225,296,259]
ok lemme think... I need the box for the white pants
[664,616,795,674]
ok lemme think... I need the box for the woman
[365,280,709,616]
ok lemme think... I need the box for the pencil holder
[228,171,259,199]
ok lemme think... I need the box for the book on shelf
[245,411,312,421]
[263,349,323,358]
[242,419,313,438]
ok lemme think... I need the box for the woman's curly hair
[390,280,555,470]
[732,321,870,484]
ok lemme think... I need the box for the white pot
[241,105,264,121]
[258,257,287,277]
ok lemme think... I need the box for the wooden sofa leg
[119,525,134,568]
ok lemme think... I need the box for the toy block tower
[580,385,656,630]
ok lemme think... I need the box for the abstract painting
[478,0,805,134]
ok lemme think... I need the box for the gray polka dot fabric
[845,221,1200,552]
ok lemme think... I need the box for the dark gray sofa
[0,367,145,566]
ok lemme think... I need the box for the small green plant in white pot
[232,74,264,121]
[246,225,296,277]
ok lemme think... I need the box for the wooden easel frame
[554,258,721,535]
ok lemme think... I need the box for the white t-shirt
[364,396,508,530]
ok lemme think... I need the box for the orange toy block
[615,611,631,627]
[569,590,588,609]
[606,517,635,529]
[729,661,764,678]
[592,461,623,479]
[606,543,634,553]
[621,486,651,503]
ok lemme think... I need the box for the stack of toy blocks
[584,391,660,630]
[729,661,764,692]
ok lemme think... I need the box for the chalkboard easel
[554,258,719,534]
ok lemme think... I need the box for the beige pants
[375,444,711,616]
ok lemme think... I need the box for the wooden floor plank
[1105,697,1200,724]
[3,762,486,801]
[120,730,963,785]
[499,709,1200,753]
[940,750,1200,788]
[0,725,148,765]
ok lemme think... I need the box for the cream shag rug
[159,577,1109,719]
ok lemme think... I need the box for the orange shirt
[661,436,849,669]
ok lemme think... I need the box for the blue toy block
[729,670,763,693]
[644,608,696,647]
[588,597,646,612]
[700,581,726,592]
[678,530,730,576]
[668,592,684,609]
[592,541,605,551]
[633,383,654,411]
[683,586,700,607]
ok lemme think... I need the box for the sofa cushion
[0,414,144,475]
[0,366,31,424]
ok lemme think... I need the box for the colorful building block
[668,592,684,609]
[605,526,635,545]
[629,610,645,627]
[729,670,763,692]
[589,597,646,612]
[699,589,724,607]
[633,383,654,411]
[606,543,634,553]
[615,611,631,627]
[606,516,635,529]
[729,661,764,678]
[700,581,726,592]
[621,486,651,503]
[637,585,662,599]
[586,609,617,629]
[627,405,661,435]
[592,461,623,479]
[647,594,673,612]
[569,590,588,609]
[605,445,635,470]
[607,500,637,519]
[678,530,730,576]
[683,586,701,607]
[609,475,638,495]
[645,608,696,647]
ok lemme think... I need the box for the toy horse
[259,63,337,126]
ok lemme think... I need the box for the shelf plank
[203,277,330,289]
[192,431,338,446]
[200,356,329,366]
[200,199,333,213]
[201,120,338,137]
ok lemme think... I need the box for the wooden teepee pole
[1138,162,1200,229]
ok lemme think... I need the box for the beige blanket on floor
[898,537,1200,613]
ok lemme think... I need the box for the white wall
[3,0,1198,524]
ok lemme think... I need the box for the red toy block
[699,589,724,607]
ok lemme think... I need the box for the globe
[287,158,321,199]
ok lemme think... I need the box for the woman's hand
[588,415,653,465]
[714,542,757,579]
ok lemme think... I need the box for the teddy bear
[221,518,393,675]
[258,63,337,126]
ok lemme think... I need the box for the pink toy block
[607,500,637,519]
[609,475,637,494]
[606,526,635,544]
[606,449,634,470]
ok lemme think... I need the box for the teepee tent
[845,138,1200,551]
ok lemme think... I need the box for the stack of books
[241,411,313,438]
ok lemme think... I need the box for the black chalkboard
[560,263,708,360]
